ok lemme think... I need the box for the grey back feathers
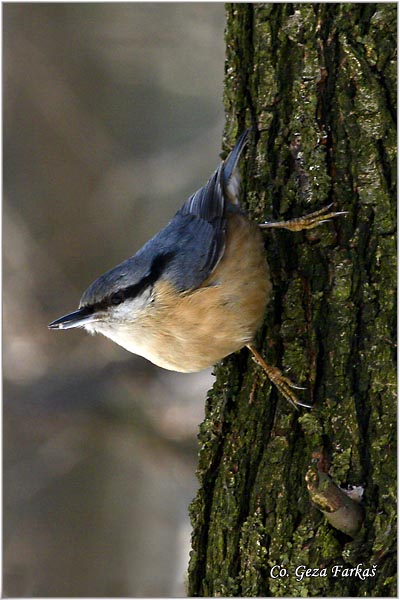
[79,131,250,311]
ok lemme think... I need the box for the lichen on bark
[188,4,396,597]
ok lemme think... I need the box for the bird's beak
[48,307,97,330]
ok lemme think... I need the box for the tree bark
[188,4,396,597]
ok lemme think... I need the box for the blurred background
[3,3,226,596]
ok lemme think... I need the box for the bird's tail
[223,129,251,205]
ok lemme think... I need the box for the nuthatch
[49,130,344,407]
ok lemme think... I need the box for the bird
[49,129,345,407]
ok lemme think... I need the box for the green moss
[298,412,323,439]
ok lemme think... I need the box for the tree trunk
[188,4,396,597]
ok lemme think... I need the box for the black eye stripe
[110,290,126,305]
[86,251,175,311]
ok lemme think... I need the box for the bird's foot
[259,203,347,232]
[247,344,310,410]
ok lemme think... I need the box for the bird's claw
[259,203,348,232]
[247,344,311,410]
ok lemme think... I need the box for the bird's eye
[110,291,125,305]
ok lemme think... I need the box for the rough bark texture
[188,4,396,597]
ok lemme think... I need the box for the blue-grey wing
[160,129,250,291]
[140,163,227,292]
[136,131,251,292]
